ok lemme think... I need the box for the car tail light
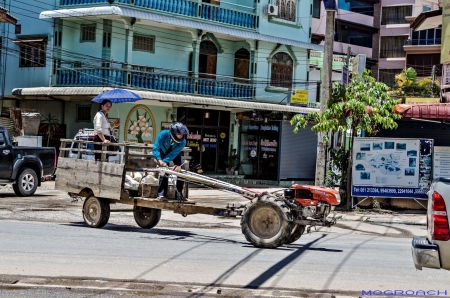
[431,192,450,241]
[54,154,57,167]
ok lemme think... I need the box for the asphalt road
[0,183,448,297]
[1,219,450,297]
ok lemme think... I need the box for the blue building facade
[5,0,321,180]
[1,0,55,109]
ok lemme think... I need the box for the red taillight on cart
[431,192,450,241]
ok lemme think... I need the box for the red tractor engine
[284,184,340,221]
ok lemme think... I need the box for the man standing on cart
[153,122,189,201]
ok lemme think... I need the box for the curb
[331,214,427,226]
[366,218,426,226]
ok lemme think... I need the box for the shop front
[177,107,230,173]
[12,87,320,181]
[239,120,280,180]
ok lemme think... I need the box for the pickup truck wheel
[285,224,306,244]
[14,168,38,196]
[133,206,161,229]
[240,194,293,248]
[83,196,110,228]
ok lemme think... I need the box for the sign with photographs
[433,146,450,179]
[352,138,433,199]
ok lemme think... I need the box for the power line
[11,0,316,61]
[4,0,440,86]
[2,38,322,86]
[10,0,433,72]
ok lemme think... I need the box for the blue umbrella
[91,88,142,104]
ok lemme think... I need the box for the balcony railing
[59,0,257,29]
[380,50,406,58]
[54,66,254,99]
[381,17,409,25]
[404,39,441,46]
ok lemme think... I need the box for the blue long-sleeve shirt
[152,130,186,163]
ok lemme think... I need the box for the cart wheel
[133,206,161,229]
[240,194,292,248]
[82,196,110,228]
[285,224,306,244]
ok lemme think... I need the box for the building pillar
[372,2,381,80]
[124,22,134,86]
[124,28,134,66]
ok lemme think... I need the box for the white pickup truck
[412,178,450,270]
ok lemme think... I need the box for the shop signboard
[405,97,440,104]
[290,89,309,106]
[442,0,450,64]
[433,146,450,179]
[351,138,433,199]
[351,54,366,78]
[342,66,349,86]
[442,64,450,87]
[310,50,350,72]
[186,130,201,152]
[202,133,217,149]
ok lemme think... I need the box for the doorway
[199,40,217,79]
[234,48,250,83]
[239,120,280,180]
[178,108,230,173]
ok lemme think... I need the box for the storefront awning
[0,6,18,25]
[12,38,47,43]
[39,6,323,51]
[410,9,442,31]
[395,103,450,119]
[12,87,319,114]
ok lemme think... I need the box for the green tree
[40,113,61,147]
[290,70,402,209]
[393,67,440,99]
[395,67,417,89]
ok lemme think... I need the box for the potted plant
[225,149,240,175]
[40,113,61,147]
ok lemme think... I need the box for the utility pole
[342,46,351,86]
[431,65,436,97]
[315,1,336,186]
[345,46,351,68]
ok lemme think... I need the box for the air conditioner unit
[264,4,278,16]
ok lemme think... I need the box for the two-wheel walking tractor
[55,139,340,248]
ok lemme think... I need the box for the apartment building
[378,0,440,86]
[310,0,380,90]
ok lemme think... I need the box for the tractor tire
[82,196,110,228]
[285,224,306,244]
[14,167,38,197]
[133,206,161,229]
[240,194,293,248]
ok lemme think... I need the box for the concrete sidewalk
[183,187,427,225]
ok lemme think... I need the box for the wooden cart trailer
[55,139,340,248]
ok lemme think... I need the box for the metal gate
[279,122,317,180]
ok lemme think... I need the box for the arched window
[270,52,293,88]
[234,48,250,82]
[275,0,296,22]
[199,40,218,79]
